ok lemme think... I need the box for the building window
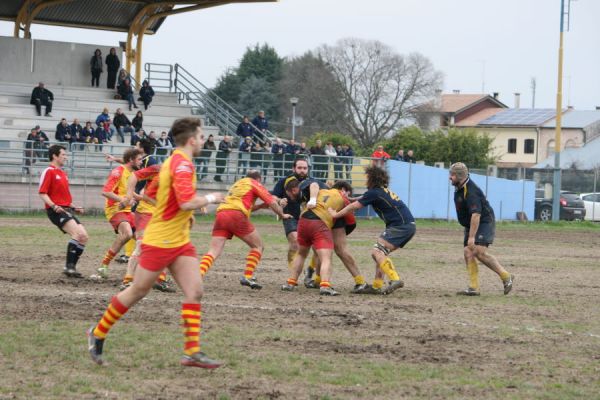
[524,139,535,154]
[565,139,576,149]
[507,138,517,154]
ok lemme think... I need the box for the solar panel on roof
[479,109,557,126]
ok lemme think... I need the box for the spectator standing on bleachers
[325,141,337,179]
[132,110,143,132]
[90,49,103,88]
[23,127,44,174]
[197,134,216,181]
[215,135,233,182]
[310,139,327,180]
[341,144,354,182]
[238,136,253,178]
[113,108,133,143]
[404,149,416,163]
[118,79,138,111]
[298,142,310,157]
[55,118,73,144]
[30,82,53,117]
[252,111,269,143]
[236,116,253,140]
[139,80,155,110]
[394,149,405,161]
[334,145,344,179]
[156,131,173,162]
[105,48,120,90]
[271,137,285,180]
[284,138,299,172]
[371,145,391,168]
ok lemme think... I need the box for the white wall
[0,36,122,87]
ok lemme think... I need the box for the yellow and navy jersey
[271,173,308,219]
[142,150,196,248]
[217,177,275,218]
[133,164,161,215]
[301,188,346,229]
[358,187,414,226]
[454,178,494,228]
[103,165,132,220]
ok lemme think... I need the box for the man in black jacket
[113,108,133,143]
[55,118,73,143]
[215,135,233,182]
[105,48,120,89]
[30,82,53,117]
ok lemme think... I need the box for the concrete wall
[479,127,538,167]
[538,127,584,161]
[386,160,535,221]
[0,36,122,87]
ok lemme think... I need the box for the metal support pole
[552,0,566,221]
[292,104,296,141]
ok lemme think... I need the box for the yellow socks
[499,270,511,282]
[313,274,322,285]
[181,303,201,356]
[354,275,366,285]
[378,258,400,281]
[372,279,384,289]
[467,260,480,290]
[124,238,135,257]
[287,250,296,271]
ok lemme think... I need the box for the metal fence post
[83,146,88,209]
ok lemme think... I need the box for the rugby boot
[503,274,515,295]
[319,286,340,296]
[456,287,481,296]
[180,352,222,369]
[382,280,405,295]
[303,267,315,286]
[153,279,176,293]
[304,279,319,289]
[116,254,129,264]
[97,266,109,279]
[351,283,369,294]
[281,282,296,291]
[87,326,105,365]
[240,276,262,290]
[63,265,83,278]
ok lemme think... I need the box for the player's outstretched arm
[267,201,292,219]
[180,192,224,211]
[306,182,320,209]
[328,201,363,219]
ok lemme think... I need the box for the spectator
[215,135,233,182]
[90,49,103,88]
[117,69,130,93]
[81,121,95,146]
[132,110,143,132]
[105,47,120,89]
[156,131,173,162]
[404,149,416,163]
[298,142,310,157]
[70,118,84,149]
[139,80,155,110]
[55,118,73,144]
[236,116,253,140]
[30,82,53,117]
[238,136,253,177]
[271,137,285,180]
[394,149,405,161]
[113,108,133,143]
[252,110,268,143]
[118,79,138,111]
[93,124,108,151]
[262,140,273,180]
[197,134,215,181]
[23,127,45,173]
[250,142,265,171]
[35,125,50,143]
[371,145,391,167]
[341,144,354,182]
[284,138,299,172]
[310,139,327,180]
[131,129,145,146]
[325,141,337,179]
[104,118,117,141]
[96,108,110,127]
[334,145,344,179]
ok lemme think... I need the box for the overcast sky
[1,0,598,110]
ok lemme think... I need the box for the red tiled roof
[455,108,505,127]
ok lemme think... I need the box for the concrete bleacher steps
[0,81,219,140]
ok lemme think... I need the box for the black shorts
[463,221,495,247]
[331,218,356,236]
[283,218,298,236]
[47,207,80,233]
[380,222,416,248]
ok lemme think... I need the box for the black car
[535,190,586,221]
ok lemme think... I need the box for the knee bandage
[373,242,390,256]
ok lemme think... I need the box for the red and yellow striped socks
[157,271,167,282]
[287,277,298,287]
[244,250,261,279]
[199,254,215,276]
[101,249,117,267]
[320,281,332,289]
[93,296,129,339]
[181,303,201,356]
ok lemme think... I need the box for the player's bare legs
[282,245,310,290]
[370,238,403,295]
[474,245,513,295]
[199,236,227,276]
[238,230,264,289]
[332,228,366,291]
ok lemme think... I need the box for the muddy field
[1,215,599,399]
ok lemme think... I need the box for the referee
[449,162,514,296]
[39,145,88,277]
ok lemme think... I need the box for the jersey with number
[133,164,161,215]
[38,165,72,208]
[217,177,275,217]
[301,188,345,229]
[142,150,196,248]
[358,187,414,226]
[103,165,132,220]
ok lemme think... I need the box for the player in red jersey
[96,148,143,279]
[88,117,225,369]
[39,145,88,277]
[198,170,291,289]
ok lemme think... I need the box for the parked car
[580,192,600,221]
[534,190,586,221]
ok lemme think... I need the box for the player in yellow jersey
[88,117,225,369]
[198,170,291,289]
[281,180,353,295]
[96,148,143,279]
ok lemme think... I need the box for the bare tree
[318,38,443,147]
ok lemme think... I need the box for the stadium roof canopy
[1,0,275,37]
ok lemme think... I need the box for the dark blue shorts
[463,221,495,247]
[379,222,416,248]
[283,217,298,237]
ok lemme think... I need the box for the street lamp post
[290,97,299,142]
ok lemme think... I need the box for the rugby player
[88,117,224,368]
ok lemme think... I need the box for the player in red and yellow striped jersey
[281,180,353,296]
[88,117,225,369]
[198,170,291,289]
[96,148,143,279]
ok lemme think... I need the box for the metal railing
[144,63,173,92]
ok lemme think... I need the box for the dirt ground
[1,216,599,399]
